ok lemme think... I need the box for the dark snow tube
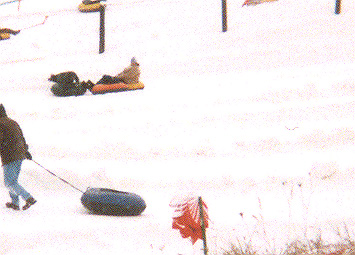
[81,188,146,216]
[51,83,86,97]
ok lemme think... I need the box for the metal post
[222,0,227,32]
[99,5,105,54]
[198,197,208,255]
[335,0,341,14]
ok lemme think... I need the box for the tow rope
[32,159,85,193]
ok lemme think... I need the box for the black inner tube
[97,188,129,194]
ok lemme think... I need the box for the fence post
[99,5,105,54]
[222,0,227,32]
[335,0,341,14]
[198,197,208,255]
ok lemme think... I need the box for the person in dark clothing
[0,104,36,211]
[48,71,86,97]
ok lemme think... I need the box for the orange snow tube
[91,82,144,95]
[0,33,10,40]
[78,2,102,12]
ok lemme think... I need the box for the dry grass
[223,226,355,255]
[223,241,355,255]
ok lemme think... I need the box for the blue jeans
[3,160,31,206]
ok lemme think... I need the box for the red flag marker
[170,196,209,250]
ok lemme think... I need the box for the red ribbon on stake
[170,196,209,254]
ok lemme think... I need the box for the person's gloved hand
[25,151,32,160]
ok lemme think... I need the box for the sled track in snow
[0,57,45,65]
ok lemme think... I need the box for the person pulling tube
[0,104,36,211]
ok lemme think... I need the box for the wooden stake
[221,0,227,32]
[198,197,208,255]
[335,0,341,14]
[99,5,105,54]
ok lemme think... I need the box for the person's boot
[6,202,20,211]
[22,197,37,210]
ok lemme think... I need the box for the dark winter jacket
[0,108,28,166]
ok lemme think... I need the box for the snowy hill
[1,0,355,254]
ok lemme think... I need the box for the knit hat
[131,57,138,65]
[0,104,7,117]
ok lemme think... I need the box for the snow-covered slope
[0,0,354,254]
